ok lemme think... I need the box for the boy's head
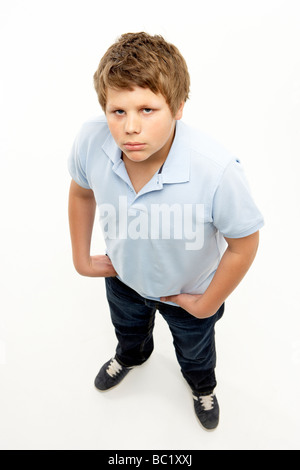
[93,32,190,116]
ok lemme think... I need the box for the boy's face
[105,86,183,165]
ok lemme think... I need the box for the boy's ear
[175,101,185,120]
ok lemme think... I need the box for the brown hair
[93,32,190,116]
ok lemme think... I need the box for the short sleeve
[212,159,264,238]
[68,130,91,189]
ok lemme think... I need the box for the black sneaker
[193,392,219,430]
[94,357,133,391]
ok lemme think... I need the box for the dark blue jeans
[105,276,224,394]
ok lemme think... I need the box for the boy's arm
[160,231,259,318]
[68,179,117,277]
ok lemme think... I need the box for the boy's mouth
[123,142,146,151]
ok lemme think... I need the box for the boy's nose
[124,114,141,134]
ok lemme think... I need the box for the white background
[1,0,300,450]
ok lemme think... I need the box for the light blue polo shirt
[68,115,264,302]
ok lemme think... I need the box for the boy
[68,32,264,430]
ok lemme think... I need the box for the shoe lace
[106,358,123,378]
[199,393,214,411]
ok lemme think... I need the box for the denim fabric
[105,276,224,394]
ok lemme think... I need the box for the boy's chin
[123,152,151,163]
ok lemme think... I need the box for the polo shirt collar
[102,130,122,166]
[161,121,190,184]
[102,120,190,184]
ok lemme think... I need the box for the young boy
[68,32,264,430]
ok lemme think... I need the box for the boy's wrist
[194,294,222,318]
[73,254,117,278]
[73,255,92,276]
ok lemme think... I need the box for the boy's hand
[161,232,260,318]
[81,255,118,277]
[160,293,213,318]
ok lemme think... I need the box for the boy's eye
[113,108,153,115]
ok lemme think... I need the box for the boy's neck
[122,152,165,194]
